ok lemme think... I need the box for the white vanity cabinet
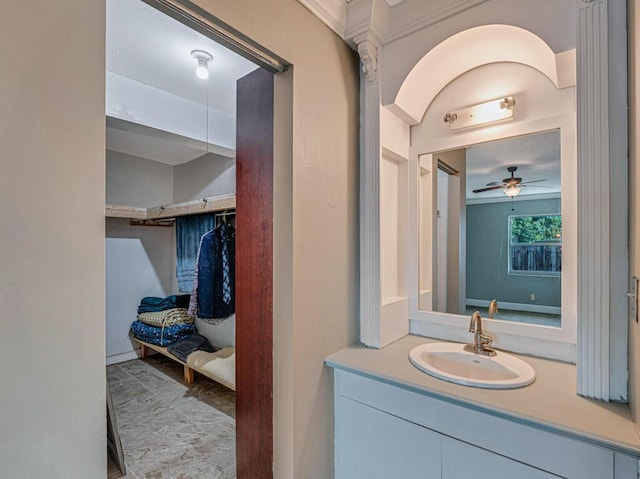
[336,395,441,479]
[441,439,558,479]
[333,369,635,479]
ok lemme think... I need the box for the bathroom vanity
[326,336,640,479]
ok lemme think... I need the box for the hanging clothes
[175,214,217,292]
[188,221,235,324]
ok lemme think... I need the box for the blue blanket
[137,295,191,314]
[130,320,196,347]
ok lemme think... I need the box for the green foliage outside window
[510,215,562,244]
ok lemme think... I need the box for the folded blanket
[130,321,196,347]
[137,308,193,328]
[137,295,191,314]
[167,334,217,363]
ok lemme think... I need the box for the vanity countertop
[326,335,640,457]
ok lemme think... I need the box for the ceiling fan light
[503,186,522,198]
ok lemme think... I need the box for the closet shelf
[105,194,236,220]
[105,205,147,219]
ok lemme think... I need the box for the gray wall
[466,198,561,307]
[106,149,174,207]
[173,152,235,203]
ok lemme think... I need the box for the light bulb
[191,50,213,81]
[196,62,209,80]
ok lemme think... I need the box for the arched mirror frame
[357,0,628,401]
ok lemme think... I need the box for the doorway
[105,1,283,477]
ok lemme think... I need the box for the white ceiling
[107,0,257,115]
[461,130,561,201]
[106,0,258,164]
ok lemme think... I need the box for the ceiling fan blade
[520,179,548,185]
[473,185,504,193]
[521,184,555,189]
[485,181,504,186]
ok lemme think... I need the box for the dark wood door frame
[236,68,274,479]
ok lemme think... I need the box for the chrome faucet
[464,311,497,356]
[488,299,499,319]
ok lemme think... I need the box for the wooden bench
[133,338,236,390]
[135,338,196,384]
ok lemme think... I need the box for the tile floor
[107,356,236,479]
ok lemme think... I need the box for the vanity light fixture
[443,96,516,130]
[191,50,213,80]
[503,185,522,198]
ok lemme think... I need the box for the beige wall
[629,0,640,422]
[191,1,360,476]
[0,1,357,476]
[0,2,106,478]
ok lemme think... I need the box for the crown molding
[386,0,490,43]
[300,0,493,49]
[298,0,348,37]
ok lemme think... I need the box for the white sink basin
[409,342,535,389]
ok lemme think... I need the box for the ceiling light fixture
[444,96,516,130]
[191,50,213,80]
[503,185,522,198]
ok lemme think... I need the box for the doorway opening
[104,1,284,477]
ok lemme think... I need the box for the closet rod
[215,211,236,217]
[129,219,175,227]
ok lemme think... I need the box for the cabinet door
[335,397,441,479]
[442,437,563,479]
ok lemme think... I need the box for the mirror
[418,130,562,328]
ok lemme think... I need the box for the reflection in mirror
[418,130,561,328]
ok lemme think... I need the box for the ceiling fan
[472,166,549,197]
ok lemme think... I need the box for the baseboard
[466,298,561,315]
[106,349,142,366]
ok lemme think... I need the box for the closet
[105,191,238,389]
[103,0,259,377]
[105,0,280,476]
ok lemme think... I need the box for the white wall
[0,2,106,478]
[106,149,174,207]
[172,152,236,203]
[106,218,176,363]
[106,151,176,364]
[192,1,360,477]
[107,71,236,154]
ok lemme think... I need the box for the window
[508,214,562,276]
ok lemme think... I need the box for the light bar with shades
[443,96,516,130]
